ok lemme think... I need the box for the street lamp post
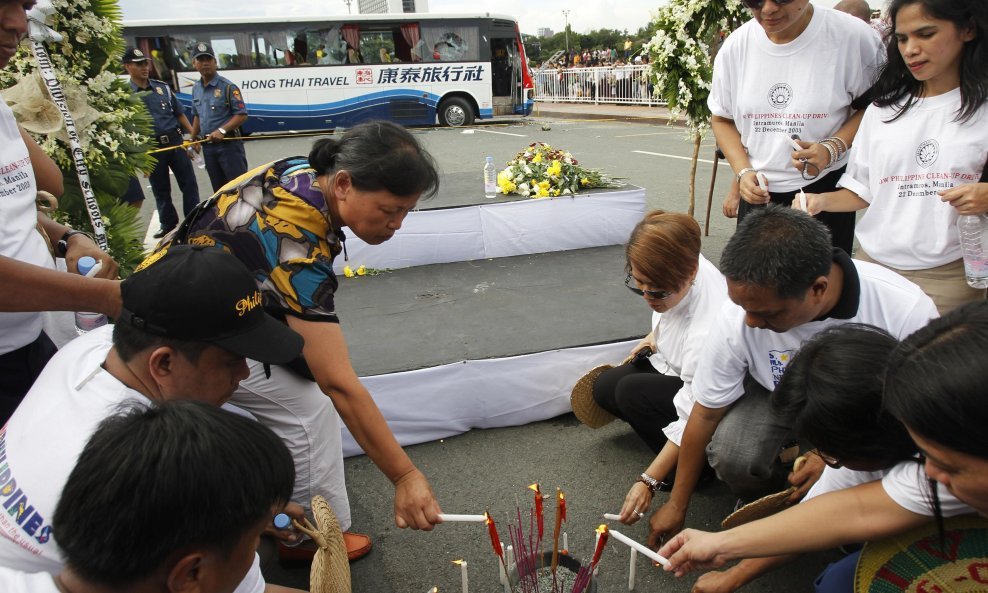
[343,0,352,14]
[562,10,570,63]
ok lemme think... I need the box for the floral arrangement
[0,0,155,275]
[643,0,749,215]
[342,265,391,278]
[497,142,622,198]
[644,0,749,132]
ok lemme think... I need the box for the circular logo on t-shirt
[767,83,793,110]
[916,139,939,168]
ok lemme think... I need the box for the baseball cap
[192,42,215,59]
[119,245,304,364]
[122,47,149,64]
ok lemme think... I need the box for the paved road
[144,115,836,592]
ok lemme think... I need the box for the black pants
[591,362,682,453]
[737,167,855,255]
[0,332,57,424]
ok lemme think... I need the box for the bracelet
[819,140,838,168]
[217,127,227,135]
[823,136,848,157]
[636,472,659,495]
[736,167,758,184]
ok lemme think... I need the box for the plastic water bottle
[273,513,303,547]
[75,256,107,335]
[958,215,988,289]
[187,146,206,169]
[483,156,497,198]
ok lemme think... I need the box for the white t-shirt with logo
[0,566,58,593]
[0,326,265,593]
[693,257,937,409]
[804,462,970,517]
[0,100,52,355]
[708,7,883,192]
[645,255,729,446]
[841,89,988,269]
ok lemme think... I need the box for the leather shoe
[343,531,372,562]
[152,226,175,239]
[277,531,372,564]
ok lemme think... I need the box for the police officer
[123,47,200,238]
[189,42,249,192]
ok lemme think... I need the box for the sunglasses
[815,450,843,469]
[742,0,796,9]
[624,274,673,300]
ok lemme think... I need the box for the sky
[119,0,843,37]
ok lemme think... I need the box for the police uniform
[123,47,200,234]
[190,42,249,192]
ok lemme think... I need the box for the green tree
[0,0,154,275]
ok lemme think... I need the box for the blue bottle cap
[486,156,494,162]
[273,513,292,530]
[77,256,97,276]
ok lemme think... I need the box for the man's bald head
[835,0,872,22]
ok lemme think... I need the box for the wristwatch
[55,229,90,258]
[217,127,227,135]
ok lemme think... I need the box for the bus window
[359,29,398,64]
[303,25,344,65]
[253,30,298,67]
[169,32,252,69]
[420,24,479,62]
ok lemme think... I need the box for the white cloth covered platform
[343,338,636,457]
[333,186,646,273]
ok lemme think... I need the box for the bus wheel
[438,97,474,127]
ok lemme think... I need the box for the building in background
[536,27,553,38]
[358,0,429,13]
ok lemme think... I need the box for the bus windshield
[123,13,535,132]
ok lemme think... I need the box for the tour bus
[122,13,535,132]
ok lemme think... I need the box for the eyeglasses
[815,450,843,469]
[624,274,673,300]
[742,0,796,9]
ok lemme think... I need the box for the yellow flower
[343,265,354,277]
[580,178,590,186]
[547,160,562,177]
[356,265,366,276]
[532,152,543,163]
[538,180,550,191]
[536,185,550,197]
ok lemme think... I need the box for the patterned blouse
[181,157,344,323]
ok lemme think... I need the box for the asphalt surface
[142,109,837,592]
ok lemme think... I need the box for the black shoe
[152,226,176,239]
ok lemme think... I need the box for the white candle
[506,545,514,572]
[602,513,621,521]
[609,529,670,567]
[438,513,487,523]
[460,560,468,593]
[499,543,507,584]
[562,531,568,551]
[629,548,637,590]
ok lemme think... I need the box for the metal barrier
[532,65,664,106]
